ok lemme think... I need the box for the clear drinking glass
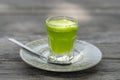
[46,16,78,63]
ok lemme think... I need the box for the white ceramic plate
[20,38,102,72]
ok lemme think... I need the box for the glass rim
[46,16,78,27]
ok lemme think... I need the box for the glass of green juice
[46,16,78,63]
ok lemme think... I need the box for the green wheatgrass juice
[46,18,78,54]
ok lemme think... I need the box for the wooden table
[0,0,120,80]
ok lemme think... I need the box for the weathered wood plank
[0,14,119,35]
[0,60,119,80]
[0,0,119,15]
[0,0,119,8]
[0,35,120,61]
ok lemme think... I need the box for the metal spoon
[8,38,83,65]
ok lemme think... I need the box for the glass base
[48,51,74,63]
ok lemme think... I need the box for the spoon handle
[8,38,47,60]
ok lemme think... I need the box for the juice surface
[46,19,78,54]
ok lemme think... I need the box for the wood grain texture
[0,60,120,80]
[0,0,120,80]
